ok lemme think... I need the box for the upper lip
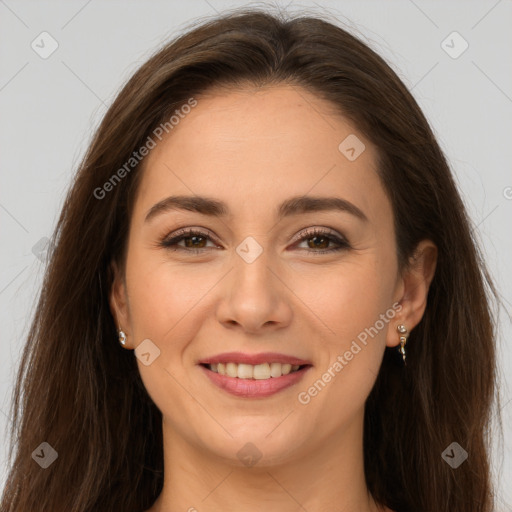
[198,352,312,366]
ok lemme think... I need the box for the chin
[199,423,307,467]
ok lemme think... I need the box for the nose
[216,247,293,334]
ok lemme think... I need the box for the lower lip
[199,364,312,398]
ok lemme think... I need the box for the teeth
[208,362,301,379]
[226,362,238,378]
[282,363,293,375]
[237,363,253,379]
[252,363,270,380]
[270,362,283,378]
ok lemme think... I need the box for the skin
[110,83,437,512]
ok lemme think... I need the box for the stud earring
[396,324,408,365]
[118,329,127,347]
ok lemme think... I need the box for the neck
[148,411,384,512]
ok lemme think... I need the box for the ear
[109,260,132,348]
[386,239,438,347]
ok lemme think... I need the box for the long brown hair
[1,7,501,512]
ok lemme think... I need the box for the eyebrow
[144,194,368,223]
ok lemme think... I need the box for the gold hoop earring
[118,329,127,347]
[397,324,408,365]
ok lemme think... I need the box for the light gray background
[1,0,511,508]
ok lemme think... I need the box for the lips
[197,351,313,398]
[198,351,312,366]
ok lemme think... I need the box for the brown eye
[306,234,329,250]
[294,228,350,254]
[159,227,350,255]
[160,229,218,253]
[181,234,207,248]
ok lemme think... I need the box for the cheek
[292,255,396,407]
[123,247,214,414]
[124,244,216,340]
[293,254,395,344]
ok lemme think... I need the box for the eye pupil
[184,235,206,248]
[308,235,329,249]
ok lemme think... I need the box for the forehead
[134,84,388,224]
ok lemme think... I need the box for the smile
[205,362,303,379]
[199,363,312,398]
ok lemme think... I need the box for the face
[110,84,423,467]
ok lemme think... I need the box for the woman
[0,7,500,512]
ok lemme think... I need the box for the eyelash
[159,227,351,255]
